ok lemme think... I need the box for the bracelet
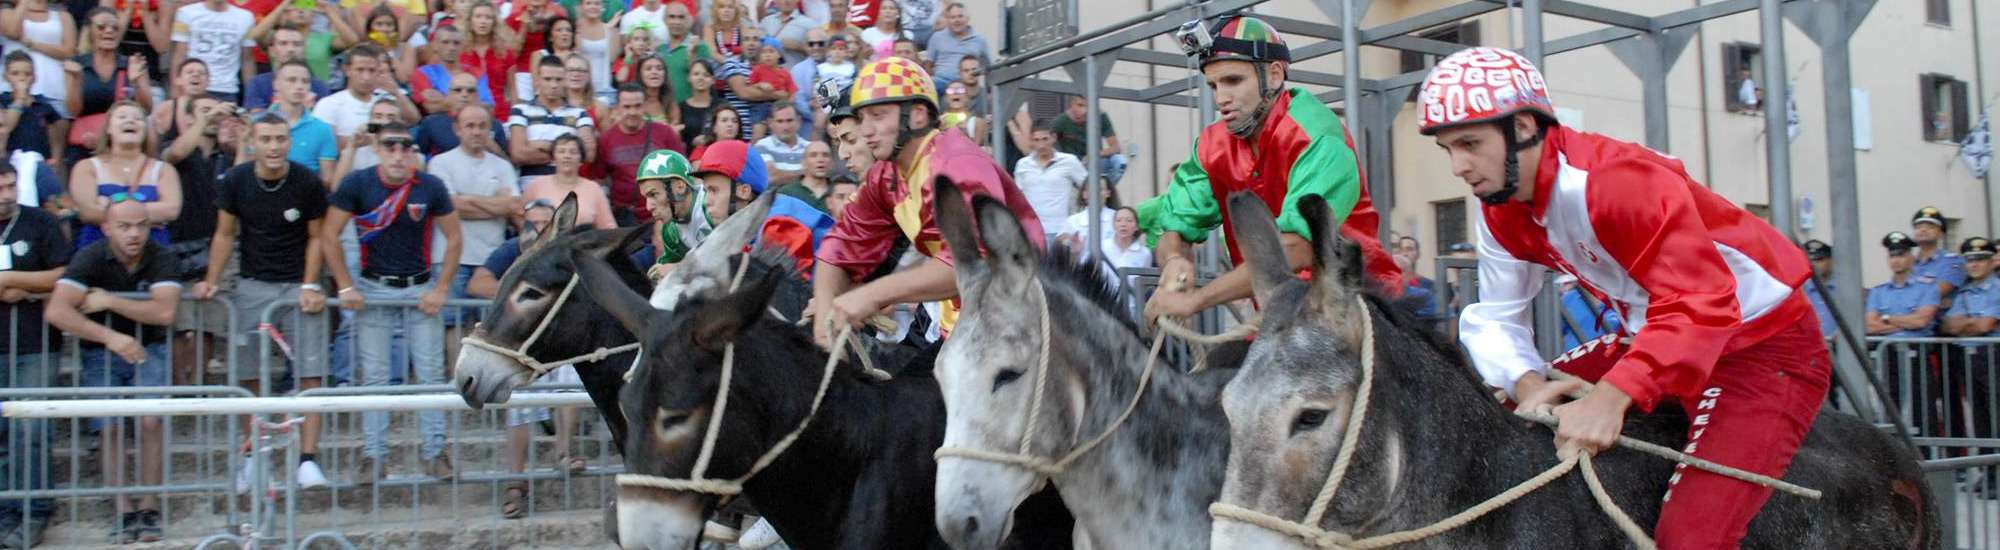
[337,287,358,295]
[300,283,325,293]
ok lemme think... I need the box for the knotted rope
[617,254,861,495]
[461,274,643,376]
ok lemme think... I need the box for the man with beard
[162,93,242,385]
[45,199,181,543]
[0,163,71,548]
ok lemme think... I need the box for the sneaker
[296,460,329,489]
[115,512,141,543]
[738,517,782,549]
[356,456,384,485]
[134,510,162,543]
[234,455,255,494]
[423,455,455,480]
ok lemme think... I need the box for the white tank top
[577,31,613,94]
[12,11,66,102]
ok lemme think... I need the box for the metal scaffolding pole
[1086,54,1105,260]
[1761,0,1795,239]
[1522,0,1545,67]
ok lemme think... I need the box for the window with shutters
[1920,74,1970,143]
[1399,22,1481,101]
[1433,199,1468,255]
[1722,43,1764,114]
[1927,0,1950,26]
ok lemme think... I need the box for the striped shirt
[717,59,754,129]
[507,102,596,177]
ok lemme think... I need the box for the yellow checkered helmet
[849,57,939,113]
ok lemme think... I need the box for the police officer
[1867,231,1942,338]
[1942,237,2000,469]
[1803,239,1836,337]
[1912,206,1969,305]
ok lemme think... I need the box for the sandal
[502,482,528,519]
[555,454,586,474]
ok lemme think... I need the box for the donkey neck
[1047,291,1232,550]
[1322,308,1553,540]
[728,328,946,549]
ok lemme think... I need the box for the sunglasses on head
[106,192,143,204]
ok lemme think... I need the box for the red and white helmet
[1416,47,1556,135]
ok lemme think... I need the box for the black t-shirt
[0,207,74,355]
[218,162,330,282]
[59,240,180,348]
[0,93,60,158]
[165,139,235,245]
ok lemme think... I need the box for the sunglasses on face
[450,86,479,93]
[807,40,826,47]
[379,138,417,151]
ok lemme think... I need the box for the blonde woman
[70,101,179,247]
[701,0,748,61]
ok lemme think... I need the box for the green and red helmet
[1199,15,1289,67]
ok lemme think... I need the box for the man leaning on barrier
[43,198,181,544]
[0,163,73,549]
[193,112,336,492]
[1941,236,2000,488]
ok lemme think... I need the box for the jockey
[685,141,838,276]
[636,149,698,275]
[1421,47,1831,550]
[1138,14,1402,323]
[808,56,1045,346]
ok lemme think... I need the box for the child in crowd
[816,36,857,84]
[743,37,795,139]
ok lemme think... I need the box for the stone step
[38,504,623,550]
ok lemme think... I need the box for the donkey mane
[1038,244,1147,340]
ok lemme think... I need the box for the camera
[1174,19,1213,58]
[366,122,383,134]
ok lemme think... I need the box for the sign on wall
[1008,0,1075,53]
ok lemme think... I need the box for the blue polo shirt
[1913,249,1968,291]
[1805,276,1837,337]
[1867,277,1942,338]
[330,169,457,277]
[1946,276,2000,339]
[242,72,330,111]
[286,112,339,172]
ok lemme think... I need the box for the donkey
[929,179,1239,550]
[453,193,812,449]
[1209,192,1938,549]
[453,194,654,451]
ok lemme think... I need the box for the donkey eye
[1291,409,1330,435]
[517,287,546,303]
[657,408,692,428]
[992,369,1023,392]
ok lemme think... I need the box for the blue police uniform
[1947,277,2000,339]
[1913,249,1968,291]
[1805,276,1837,337]
[1868,278,1942,337]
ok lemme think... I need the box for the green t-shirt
[306,33,337,82]
[555,0,624,22]
[659,37,711,104]
[1049,112,1116,159]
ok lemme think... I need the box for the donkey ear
[971,194,1038,284]
[570,248,662,341]
[1225,192,1301,307]
[933,176,990,288]
[1296,194,1364,308]
[690,267,783,350]
[574,226,650,258]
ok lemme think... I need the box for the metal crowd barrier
[0,293,618,549]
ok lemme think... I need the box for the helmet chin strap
[890,103,919,161]
[1481,118,1547,206]
[1227,62,1280,139]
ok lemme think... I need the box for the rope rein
[616,253,854,496]
[933,278,1166,476]
[461,274,643,377]
[1207,298,1823,550]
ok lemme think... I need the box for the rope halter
[460,274,642,377]
[616,254,848,497]
[932,278,1164,478]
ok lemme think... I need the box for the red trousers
[1552,312,1831,550]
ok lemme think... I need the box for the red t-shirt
[748,64,797,96]
[459,46,516,116]
[235,0,284,64]
[505,2,570,72]
[593,121,688,224]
